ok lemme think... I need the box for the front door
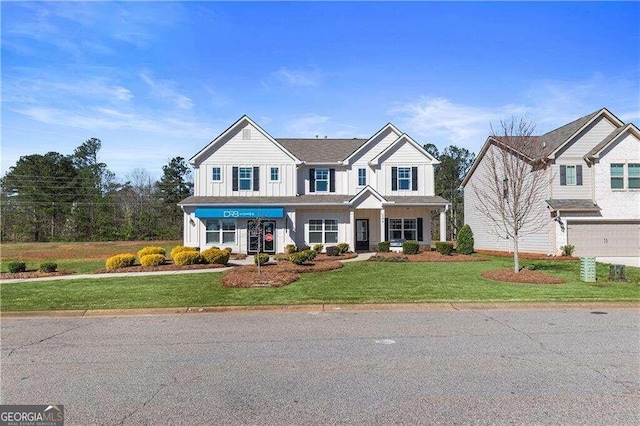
[247,220,276,254]
[355,219,369,252]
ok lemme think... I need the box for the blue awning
[194,207,285,219]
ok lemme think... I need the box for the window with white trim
[270,167,279,182]
[565,165,576,185]
[239,167,253,190]
[309,219,338,244]
[206,219,236,244]
[611,163,624,189]
[628,164,640,189]
[315,168,329,192]
[212,166,221,182]
[389,218,417,241]
[612,163,640,190]
[397,167,411,190]
[358,168,366,186]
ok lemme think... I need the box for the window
[315,168,329,192]
[206,219,236,245]
[389,218,417,241]
[270,167,279,182]
[358,168,366,186]
[565,165,576,185]
[628,164,640,189]
[212,167,221,182]
[398,167,411,190]
[611,164,624,189]
[308,219,338,244]
[239,167,253,190]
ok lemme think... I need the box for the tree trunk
[513,236,520,273]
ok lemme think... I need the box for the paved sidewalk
[0,252,375,284]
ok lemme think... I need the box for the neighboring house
[179,116,450,254]
[461,108,640,257]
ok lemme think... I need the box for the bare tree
[472,118,550,272]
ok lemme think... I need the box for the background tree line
[0,138,193,242]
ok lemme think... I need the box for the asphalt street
[1,308,639,425]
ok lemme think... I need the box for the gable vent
[242,128,251,140]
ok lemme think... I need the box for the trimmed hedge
[402,240,420,255]
[285,244,297,254]
[456,224,474,255]
[337,243,349,254]
[254,253,270,265]
[106,254,136,270]
[7,262,27,273]
[326,246,340,256]
[171,245,198,259]
[312,243,324,253]
[201,248,230,265]
[289,252,309,265]
[137,246,166,259]
[173,251,202,266]
[435,242,454,255]
[140,254,166,267]
[378,241,391,253]
[39,262,58,273]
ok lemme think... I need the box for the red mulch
[482,268,566,284]
[475,250,578,261]
[222,261,343,288]
[94,262,225,274]
[371,251,486,262]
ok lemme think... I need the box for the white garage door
[567,221,640,257]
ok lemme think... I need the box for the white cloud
[140,72,194,110]
[285,113,331,137]
[273,67,323,87]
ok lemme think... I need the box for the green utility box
[580,257,596,282]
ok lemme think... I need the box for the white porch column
[348,209,355,251]
[380,208,386,243]
[287,208,296,246]
[439,210,447,242]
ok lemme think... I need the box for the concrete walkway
[0,252,375,284]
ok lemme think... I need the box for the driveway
[2,309,638,424]
[596,257,640,267]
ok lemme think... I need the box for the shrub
[378,241,391,253]
[312,243,324,253]
[274,253,290,262]
[326,246,340,256]
[254,253,270,265]
[302,249,316,260]
[297,245,311,252]
[137,246,166,259]
[285,244,297,254]
[223,247,233,254]
[560,244,575,257]
[201,247,230,265]
[289,252,309,265]
[39,262,58,273]
[435,242,454,255]
[106,254,136,270]
[173,251,202,266]
[171,245,198,258]
[140,254,166,267]
[456,224,475,255]
[7,261,26,273]
[402,240,420,255]
[337,243,349,254]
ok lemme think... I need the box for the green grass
[1,258,638,312]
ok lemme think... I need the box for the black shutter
[309,168,315,193]
[560,165,566,186]
[576,165,583,186]
[391,167,398,191]
[384,218,389,241]
[329,169,336,193]
[232,167,239,191]
[412,167,418,191]
[417,218,423,241]
[253,166,259,191]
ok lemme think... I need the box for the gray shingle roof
[179,194,450,207]
[385,196,450,205]
[277,138,368,163]
[546,199,601,211]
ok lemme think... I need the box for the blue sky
[2,1,639,180]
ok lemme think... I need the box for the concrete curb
[2,301,638,319]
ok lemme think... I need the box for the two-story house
[461,108,640,257]
[178,115,450,254]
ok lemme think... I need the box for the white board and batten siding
[295,208,351,248]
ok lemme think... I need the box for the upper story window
[358,168,366,186]
[611,163,640,190]
[239,167,253,190]
[628,164,640,189]
[611,164,624,189]
[315,169,329,192]
[560,164,582,186]
[212,166,222,182]
[232,166,259,191]
[309,168,335,193]
[392,166,418,191]
[270,167,279,182]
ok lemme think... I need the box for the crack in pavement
[6,322,93,357]
[117,376,178,425]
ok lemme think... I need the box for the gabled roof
[368,133,440,166]
[189,115,301,166]
[584,123,640,160]
[343,123,403,164]
[348,185,388,205]
[277,138,367,163]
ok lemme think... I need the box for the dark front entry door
[248,220,276,254]
[355,219,369,251]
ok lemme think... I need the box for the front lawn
[1,258,638,312]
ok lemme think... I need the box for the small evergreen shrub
[402,240,420,255]
[171,245,198,258]
[140,254,166,267]
[7,262,27,273]
[254,253,270,265]
[289,252,309,265]
[337,243,349,254]
[274,253,290,262]
[378,241,391,253]
[326,246,340,256]
[285,244,297,254]
[201,248,230,265]
[560,244,575,256]
[137,246,166,259]
[106,254,136,270]
[312,243,324,253]
[297,245,311,252]
[173,251,202,266]
[435,242,454,255]
[223,247,233,254]
[39,262,58,273]
[301,249,316,260]
[456,224,474,255]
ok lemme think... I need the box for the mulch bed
[222,261,343,288]
[475,250,578,261]
[482,268,566,284]
[94,262,226,274]
[0,270,74,280]
[370,251,486,262]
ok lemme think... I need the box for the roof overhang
[343,123,402,165]
[584,123,640,161]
